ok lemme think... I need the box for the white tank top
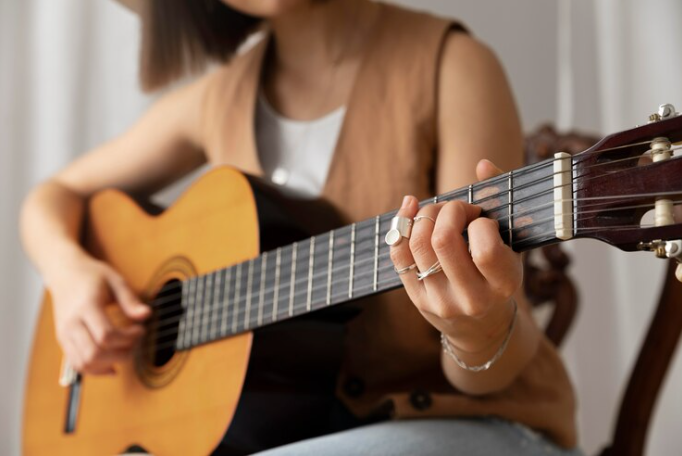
[255,91,346,197]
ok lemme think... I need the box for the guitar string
[149,216,679,354]
[143,145,682,302]
[147,187,682,319]
[146,187,682,337]
[149,197,682,345]
[141,146,682,304]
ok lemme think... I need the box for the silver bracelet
[440,299,518,373]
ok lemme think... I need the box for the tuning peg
[658,104,678,119]
[648,104,679,123]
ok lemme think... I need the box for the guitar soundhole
[150,279,183,367]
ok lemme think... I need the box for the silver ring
[417,261,443,281]
[385,216,413,246]
[394,263,417,275]
[414,215,436,224]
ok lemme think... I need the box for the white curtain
[0,2,153,455]
[1,1,680,455]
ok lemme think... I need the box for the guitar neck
[174,157,565,350]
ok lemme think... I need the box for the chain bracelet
[440,298,518,373]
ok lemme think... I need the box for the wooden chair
[523,125,682,456]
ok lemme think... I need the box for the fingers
[476,159,505,181]
[467,217,522,300]
[432,201,487,304]
[81,307,144,350]
[388,196,425,303]
[106,270,150,321]
[67,320,118,375]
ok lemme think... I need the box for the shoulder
[440,32,509,94]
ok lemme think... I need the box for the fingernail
[401,195,411,208]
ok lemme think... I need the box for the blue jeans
[253,418,584,456]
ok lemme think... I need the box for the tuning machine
[638,240,682,282]
[648,103,680,123]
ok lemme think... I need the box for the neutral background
[1,0,681,454]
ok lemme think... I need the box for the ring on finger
[417,261,443,281]
[385,216,413,246]
[414,215,436,224]
[394,263,417,275]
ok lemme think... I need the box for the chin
[219,0,312,18]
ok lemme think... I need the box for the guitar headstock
[571,104,682,275]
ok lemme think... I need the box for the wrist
[41,243,93,289]
[442,298,516,354]
[441,298,518,372]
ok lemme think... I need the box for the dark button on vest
[409,390,432,411]
[343,377,365,398]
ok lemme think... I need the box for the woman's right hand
[46,253,151,375]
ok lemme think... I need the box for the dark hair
[140,0,261,91]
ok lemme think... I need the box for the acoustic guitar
[23,109,682,455]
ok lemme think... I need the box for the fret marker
[553,152,574,240]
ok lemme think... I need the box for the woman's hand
[389,159,522,356]
[46,253,150,375]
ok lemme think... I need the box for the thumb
[107,272,150,321]
[476,159,505,182]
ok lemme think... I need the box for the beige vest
[200,2,577,449]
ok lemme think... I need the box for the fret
[373,216,380,291]
[220,267,232,337]
[330,226,351,305]
[508,171,514,245]
[232,263,242,334]
[433,195,438,204]
[378,214,400,286]
[350,219,378,300]
[307,237,315,311]
[275,245,293,321]
[177,281,189,349]
[468,184,473,204]
[510,158,556,247]
[194,276,207,345]
[210,270,222,340]
[184,278,196,347]
[349,223,356,299]
[473,175,511,245]
[258,252,267,326]
[327,230,334,305]
[289,242,298,317]
[310,232,331,310]
[244,259,254,330]
[273,247,282,321]
[261,251,277,324]
[200,273,213,343]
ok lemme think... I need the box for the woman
[20,0,581,454]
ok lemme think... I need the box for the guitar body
[23,167,346,456]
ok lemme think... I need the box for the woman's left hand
[389,159,523,354]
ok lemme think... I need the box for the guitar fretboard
[173,157,565,350]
